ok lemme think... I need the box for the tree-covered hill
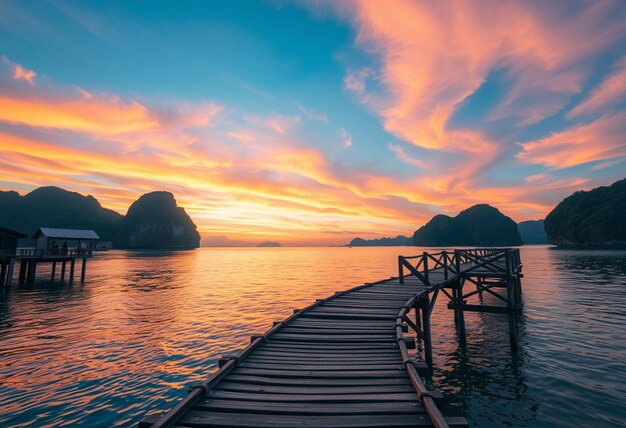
[413,204,523,246]
[544,178,626,246]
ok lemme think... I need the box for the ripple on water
[0,246,625,427]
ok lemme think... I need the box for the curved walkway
[141,249,521,428]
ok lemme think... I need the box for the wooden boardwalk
[140,249,522,428]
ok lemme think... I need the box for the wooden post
[456,278,467,347]
[60,261,66,282]
[18,260,27,284]
[505,251,518,349]
[81,258,87,283]
[477,277,484,300]
[0,263,6,286]
[27,261,37,285]
[452,286,459,323]
[6,259,15,286]
[422,252,429,284]
[69,259,76,282]
[51,262,56,280]
[398,256,404,284]
[421,296,433,369]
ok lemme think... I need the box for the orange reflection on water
[1,246,625,427]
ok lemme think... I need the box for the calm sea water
[0,246,624,427]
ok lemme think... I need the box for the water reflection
[0,246,624,427]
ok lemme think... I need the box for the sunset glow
[1,0,626,245]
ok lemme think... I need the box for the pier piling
[69,259,76,282]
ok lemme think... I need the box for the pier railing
[15,247,90,257]
[398,248,520,285]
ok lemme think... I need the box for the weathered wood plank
[177,411,439,427]
[193,398,426,415]
[225,374,413,387]
[247,353,402,362]
[205,390,422,403]
[232,367,410,379]
[238,362,405,371]
[212,382,415,395]
[269,333,397,342]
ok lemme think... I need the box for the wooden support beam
[60,261,66,282]
[69,258,76,283]
[26,261,36,285]
[447,303,522,314]
[51,262,56,280]
[506,278,518,350]
[81,258,87,283]
[0,263,6,286]
[5,259,15,286]
[454,279,466,346]
[421,296,433,369]
[18,260,27,284]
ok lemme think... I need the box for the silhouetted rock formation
[413,204,522,246]
[348,235,411,246]
[256,241,281,247]
[517,220,548,245]
[0,187,200,249]
[544,178,626,246]
[0,186,122,241]
[115,191,200,249]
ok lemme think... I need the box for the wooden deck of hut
[140,248,523,428]
[1,227,100,286]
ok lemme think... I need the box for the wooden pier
[140,248,523,428]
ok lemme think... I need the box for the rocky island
[347,235,411,246]
[544,178,626,246]
[256,241,281,247]
[0,186,122,241]
[413,204,523,246]
[115,192,200,249]
[0,187,200,249]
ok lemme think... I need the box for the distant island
[545,178,626,246]
[256,241,281,247]
[348,235,411,246]
[116,191,200,249]
[413,204,523,246]
[0,186,200,249]
[517,220,548,245]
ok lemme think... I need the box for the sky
[1,0,626,246]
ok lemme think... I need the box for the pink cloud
[340,0,625,154]
[517,111,626,169]
[388,142,427,168]
[343,67,372,95]
[244,113,301,135]
[339,128,352,148]
[568,56,626,118]
[12,64,36,85]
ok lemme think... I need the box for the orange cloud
[0,95,158,135]
[517,111,626,169]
